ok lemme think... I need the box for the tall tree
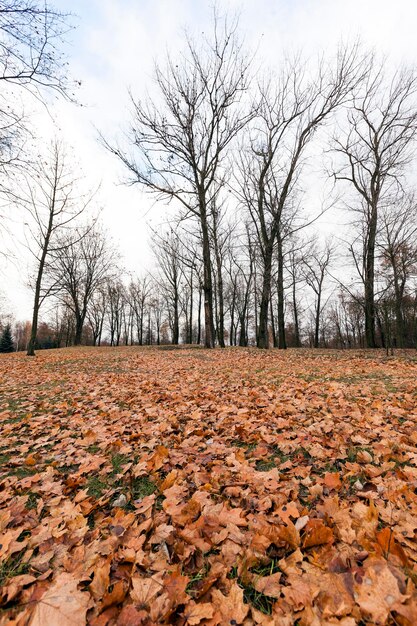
[333,63,417,347]
[238,46,367,348]
[0,323,14,352]
[379,192,417,347]
[105,14,251,347]
[12,140,91,356]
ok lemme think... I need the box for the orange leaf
[302,520,334,548]
[375,527,408,566]
[324,472,342,490]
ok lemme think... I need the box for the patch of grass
[131,475,156,499]
[26,491,41,510]
[87,475,107,498]
[249,559,281,577]
[255,459,276,472]
[186,563,209,597]
[241,583,276,615]
[7,465,37,479]
[87,444,100,454]
[111,453,128,475]
[231,440,257,451]
[0,552,29,587]
[227,565,277,615]
[3,416,24,424]
[56,463,80,474]
[0,452,11,465]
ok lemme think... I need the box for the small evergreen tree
[0,324,15,353]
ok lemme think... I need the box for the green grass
[0,553,29,587]
[186,563,209,597]
[255,459,276,472]
[26,492,41,510]
[0,452,11,465]
[87,475,107,498]
[6,466,37,479]
[111,453,128,475]
[227,564,278,615]
[131,475,156,499]
[231,440,257,451]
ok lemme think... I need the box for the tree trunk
[277,236,287,349]
[213,229,225,348]
[364,205,377,348]
[314,291,321,349]
[201,209,215,348]
[257,245,273,349]
[197,287,202,345]
[173,287,179,345]
[74,314,84,346]
[270,296,278,347]
[292,279,301,348]
[27,215,54,356]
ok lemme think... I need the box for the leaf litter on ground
[0,346,417,624]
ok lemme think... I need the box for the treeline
[3,215,417,351]
[1,5,417,353]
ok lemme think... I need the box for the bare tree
[152,229,183,345]
[46,224,117,345]
[87,287,107,346]
[11,140,91,356]
[0,2,74,180]
[302,239,335,348]
[0,1,71,91]
[333,63,417,347]
[237,45,367,348]
[104,14,251,348]
[379,192,417,347]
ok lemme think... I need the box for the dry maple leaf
[28,573,90,626]
[183,601,215,625]
[253,572,282,599]
[353,557,409,624]
[211,582,249,624]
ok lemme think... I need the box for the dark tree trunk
[270,296,278,347]
[74,314,84,346]
[197,287,202,345]
[257,245,273,349]
[314,292,321,349]
[292,278,301,348]
[364,206,377,348]
[201,208,215,348]
[277,236,287,349]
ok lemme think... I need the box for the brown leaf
[183,601,215,625]
[253,572,282,598]
[29,573,90,626]
[211,582,249,624]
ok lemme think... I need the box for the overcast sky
[3,0,417,319]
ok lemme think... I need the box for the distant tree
[0,323,14,352]
[46,224,117,345]
[302,240,335,348]
[379,192,417,347]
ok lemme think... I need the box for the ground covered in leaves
[1,347,417,625]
